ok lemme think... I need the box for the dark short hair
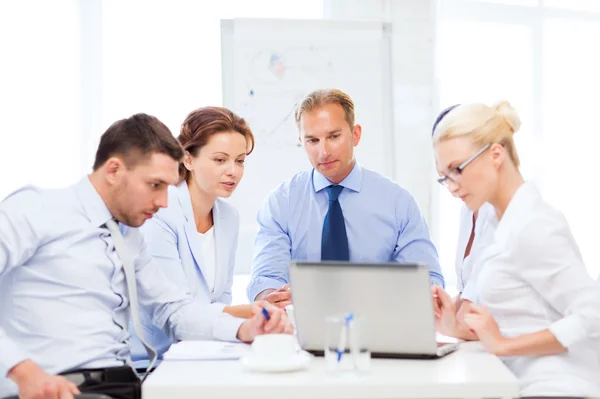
[432,104,461,136]
[178,106,255,182]
[93,113,184,170]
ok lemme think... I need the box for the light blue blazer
[130,182,241,365]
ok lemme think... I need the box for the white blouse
[472,182,600,397]
[454,201,497,299]
[197,226,217,293]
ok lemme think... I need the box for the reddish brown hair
[178,107,255,182]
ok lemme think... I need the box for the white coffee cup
[251,334,298,362]
[285,304,296,328]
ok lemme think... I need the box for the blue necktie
[321,185,350,261]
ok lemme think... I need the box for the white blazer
[130,182,242,364]
[454,201,497,299]
[471,182,600,397]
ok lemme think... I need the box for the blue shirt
[0,177,244,396]
[247,163,443,301]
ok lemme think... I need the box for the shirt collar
[74,176,115,228]
[312,161,363,193]
[474,202,498,235]
[493,181,540,246]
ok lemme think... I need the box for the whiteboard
[221,18,393,274]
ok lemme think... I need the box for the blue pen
[337,312,354,362]
[261,307,271,321]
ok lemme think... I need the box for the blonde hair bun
[493,100,521,134]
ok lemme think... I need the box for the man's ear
[352,124,362,147]
[104,157,124,185]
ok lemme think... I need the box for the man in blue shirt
[0,114,290,399]
[248,88,443,305]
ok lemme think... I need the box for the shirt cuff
[460,281,478,303]
[169,301,232,342]
[247,276,287,302]
[429,271,445,288]
[212,314,246,342]
[217,292,233,306]
[208,303,244,342]
[0,335,29,379]
[549,315,587,348]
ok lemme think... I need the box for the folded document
[163,340,251,361]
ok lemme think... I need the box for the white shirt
[0,178,244,396]
[198,226,216,293]
[454,202,497,300]
[472,182,600,397]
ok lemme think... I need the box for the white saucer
[240,351,311,373]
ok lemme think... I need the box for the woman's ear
[490,143,505,169]
[183,151,194,171]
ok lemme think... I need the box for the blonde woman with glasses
[431,105,497,341]
[431,101,600,397]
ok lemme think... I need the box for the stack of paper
[163,340,251,361]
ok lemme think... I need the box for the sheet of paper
[163,340,251,361]
[436,332,460,344]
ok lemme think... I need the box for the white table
[143,342,519,399]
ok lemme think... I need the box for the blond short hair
[295,88,355,129]
[432,101,522,167]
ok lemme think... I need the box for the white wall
[324,0,441,245]
[0,1,85,200]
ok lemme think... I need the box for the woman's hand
[223,304,254,319]
[431,285,459,337]
[464,303,509,355]
[455,300,478,341]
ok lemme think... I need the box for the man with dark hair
[92,113,184,171]
[0,114,290,399]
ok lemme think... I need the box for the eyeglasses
[437,143,492,188]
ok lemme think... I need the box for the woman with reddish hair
[130,107,291,368]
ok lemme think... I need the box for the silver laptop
[288,261,459,359]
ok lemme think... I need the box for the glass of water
[324,313,370,374]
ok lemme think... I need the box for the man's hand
[236,301,294,342]
[8,359,80,399]
[431,285,459,337]
[464,304,509,355]
[256,284,292,309]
